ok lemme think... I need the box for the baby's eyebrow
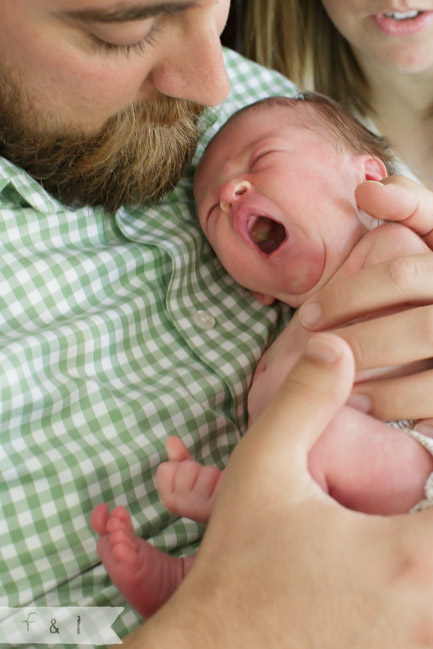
[56,1,196,24]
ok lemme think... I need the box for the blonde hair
[244,0,370,116]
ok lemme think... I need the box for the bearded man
[0,0,294,642]
[0,0,229,212]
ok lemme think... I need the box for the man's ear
[363,155,388,181]
[252,291,275,305]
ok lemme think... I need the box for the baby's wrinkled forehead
[194,102,281,193]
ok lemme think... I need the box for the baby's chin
[270,257,328,309]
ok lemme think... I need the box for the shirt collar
[0,156,67,213]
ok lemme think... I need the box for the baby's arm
[248,312,433,515]
[157,339,433,519]
[308,406,433,514]
[156,411,433,518]
[156,226,433,519]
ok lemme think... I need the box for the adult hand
[116,334,433,649]
[298,175,433,422]
[356,175,433,248]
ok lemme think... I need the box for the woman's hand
[120,334,433,649]
[298,176,433,422]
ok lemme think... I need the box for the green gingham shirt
[0,49,297,645]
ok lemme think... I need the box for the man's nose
[219,180,252,212]
[149,8,230,106]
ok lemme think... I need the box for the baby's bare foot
[91,504,194,618]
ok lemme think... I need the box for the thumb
[356,177,433,248]
[355,177,417,223]
[229,333,355,480]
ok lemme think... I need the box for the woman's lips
[372,10,433,35]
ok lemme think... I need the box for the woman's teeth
[384,10,421,19]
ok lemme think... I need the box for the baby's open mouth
[248,215,287,255]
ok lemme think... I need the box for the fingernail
[299,301,321,327]
[346,394,371,413]
[414,424,433,439]
[306,336,341,364]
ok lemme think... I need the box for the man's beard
[0,69,204,214]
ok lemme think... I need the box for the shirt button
[192,309,216,331]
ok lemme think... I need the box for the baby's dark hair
[218,91,396,174]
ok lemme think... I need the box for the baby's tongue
[250,216,286,254]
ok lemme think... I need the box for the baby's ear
[363,155,388,181]
[252,291,275,306]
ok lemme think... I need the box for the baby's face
[194,104,379,306]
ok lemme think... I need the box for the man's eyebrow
[57,2,196,24]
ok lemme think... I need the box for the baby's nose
[220,180,252,213]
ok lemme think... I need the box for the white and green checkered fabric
[0,49,297,646]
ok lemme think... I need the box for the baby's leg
[91,439,223,618]
[308,406,433,515]
[90,503,194,618]
[156,436,224,524]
